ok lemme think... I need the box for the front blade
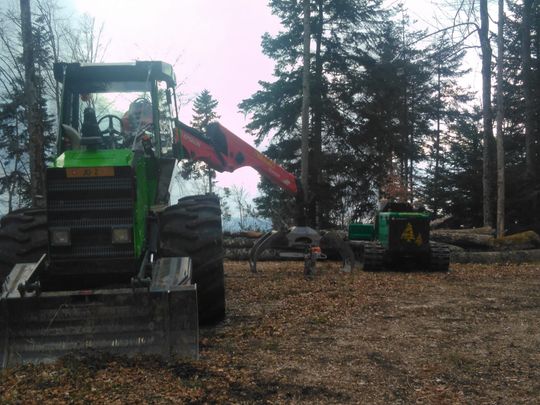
[1,285,198,368]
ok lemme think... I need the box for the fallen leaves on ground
[1,261,539,404]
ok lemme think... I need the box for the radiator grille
[47,167,135,261]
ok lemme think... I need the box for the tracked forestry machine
[348,202,449,272]
[0,61,313,367]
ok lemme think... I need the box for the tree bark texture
[521,0,536,180]
[301,0,311,223]
[495,0,505,238]
[431,229,496,249]
[433,68,442,215]
[309,0,324,227]
[431,228,540,251]
[20,0,46,206]
[479,0,496,228]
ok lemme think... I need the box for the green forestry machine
[0,61,300,367]
[348,202,449,272]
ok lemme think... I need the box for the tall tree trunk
[479,0,495,227]
[434,67,442,215]
[522,0,535,181]
[496,0,505,238]
[409,82,415,201]
[310,0,323,227]
[300,0,311,226]
[20,0,45,207]
[401,72,409,197]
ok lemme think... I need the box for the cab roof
[53,61,176,88]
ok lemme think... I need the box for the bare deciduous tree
[229,185,258,231]
[0,0,110,212]
[64,14,108,64]
[20,0,46,206]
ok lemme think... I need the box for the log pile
[431,226,540,264]
[223,232,277,261]
[431,227,540,251]
[431,227,495,250]
[222,228,540,264]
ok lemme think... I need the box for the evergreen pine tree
[442,110,484,227]
[418,33,475,216]
[180,89,220,192]
[498,1,540,230]
[241,0,386,227]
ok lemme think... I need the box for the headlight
[50,228,71,246]
[112,227,132,244]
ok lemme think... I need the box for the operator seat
[80,107,104,149]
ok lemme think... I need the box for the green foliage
[241,0,388,227]
[191,89,219,130]
[498,1,540,229]
[427,109,484,227]
[180,90,220,186]
[416,33,476,217]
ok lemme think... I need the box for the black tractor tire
[160,194,225,325]
[428,242,450,272]
[363,241,386,272]
[0,208,48,284]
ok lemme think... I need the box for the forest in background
[1,0,539,234]
[239,0,540,235]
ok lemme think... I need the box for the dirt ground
[1,261,539,404]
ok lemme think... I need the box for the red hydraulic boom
[175,121,298,195]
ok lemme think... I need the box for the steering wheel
[98,114,123,148]
[131,97,151,105]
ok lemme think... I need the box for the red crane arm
[174,121,298,195]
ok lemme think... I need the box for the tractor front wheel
[160,194,225,325]
[0,208,48,284]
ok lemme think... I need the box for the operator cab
[54,61,179,157]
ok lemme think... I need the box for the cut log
[223,237,257,249]
[430,215,457,229]
[441,226,494,235]
[224,247,278,261]
[432,229,540,251]
[431,229,495,249]
[493,230,540,251]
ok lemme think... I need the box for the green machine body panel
[348,223,375,241]
[52,149,159,260]
[376,211,430,252]
[349,208,431,253]
[54,149,134,168]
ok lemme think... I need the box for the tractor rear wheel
[160,194,225,325]
[428,242,450,272]
[363,241,385,272]
[0,208,48,284]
